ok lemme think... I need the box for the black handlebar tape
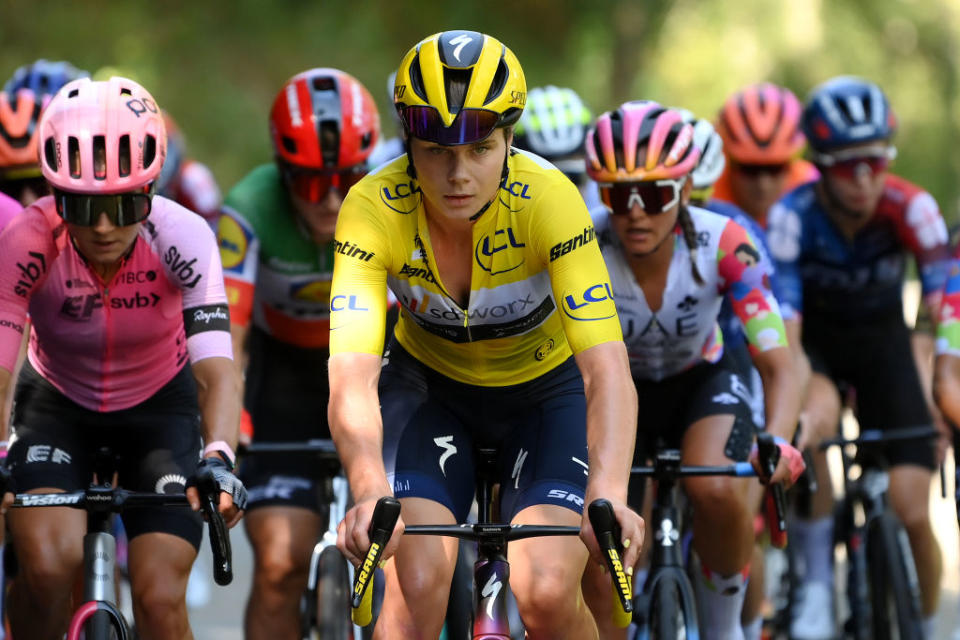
[587,499,633,614]
[196,468,233,585]
[351,496,401,608]
[756,433,787,533]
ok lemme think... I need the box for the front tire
[866,513,923,640]
[314,546,353,640]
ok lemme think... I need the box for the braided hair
[676,201,704,286]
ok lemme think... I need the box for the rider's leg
[127,532,196,640]
[888,464,941,618]
[789,372,841,640]
[510,504,596,640]
[683,414,754,640]
[244,506,324,640]
[374,497,458,640]
[7,491,84,640]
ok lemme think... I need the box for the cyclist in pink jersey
[0,77,246,640]
[0,191,18,230]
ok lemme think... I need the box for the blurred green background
[3,0,959,220]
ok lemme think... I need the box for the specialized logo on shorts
[155,474,187,494]
[475,228,525,274]
[434,436,457,477]
[217,216,249,270]
[25,445,71,464]
[562,283,616,322]
[572,456,588,477]
[511,449,528,489]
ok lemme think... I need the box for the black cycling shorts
[9,361,203,549]
[630,359,756,510]
[240,326,330,512]
[803,308,934,470]
[381,340,589,524]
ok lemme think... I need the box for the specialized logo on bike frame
[183,304,230,336]
[481,573,503,620]
[475,227,525,274]
[163,245,203,288]
[14,251,46,298]
[549,226,596,262]
[380,179,421,214]
[561,283,616,322]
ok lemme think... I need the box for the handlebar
[6,468,233,586]
[349,496,634,628]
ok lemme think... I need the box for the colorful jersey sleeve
[937,258,960,356]
[528,172,622,354]
[217,203,260,328]
[886,183,950,309]
[0,206,55,372]
[328,187,390,357]
[716,218,788,355]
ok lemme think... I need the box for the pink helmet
[586,101,699,183]
[39,77,166,193]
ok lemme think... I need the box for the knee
[132,574,187,623]
[513,562,581,630]
[15,539,81,597]
[254,546,310,596]
[395,557,450,603]
[686,478,748,523]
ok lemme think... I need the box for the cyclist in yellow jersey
[328,31,642,639]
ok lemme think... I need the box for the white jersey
[593,205,787,382]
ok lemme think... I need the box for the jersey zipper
[414,233,473,342]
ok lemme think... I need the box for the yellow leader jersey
[329,149,622,386]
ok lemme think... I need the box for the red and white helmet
[39,77,166,193]
[269,68,380,170]
[586,101,699,183]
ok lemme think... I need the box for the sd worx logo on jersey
[562,283,616,322]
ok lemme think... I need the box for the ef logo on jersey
[562,283,616,322]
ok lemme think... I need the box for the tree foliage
[2,0,957,219]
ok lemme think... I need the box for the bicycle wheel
[314,545,353,640]
[866,512,923,640]
[648,578,691,640]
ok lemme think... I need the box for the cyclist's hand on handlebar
[580,499,643,574]
[187,457,247,528]
[337,496,405,567]
[750,437,805,488]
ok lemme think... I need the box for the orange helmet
[0,89,45,178]
[716,83,805,165]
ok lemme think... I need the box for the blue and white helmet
[801,76,895,153]
[514,86,592,169]
[4,59,88,97]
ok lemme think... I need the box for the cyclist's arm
[934,256,960,426]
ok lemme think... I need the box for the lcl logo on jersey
[474,228,525,274]
[562,283,616,322]
[380,180,421,214]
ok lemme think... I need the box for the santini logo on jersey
[549,226,596,262]
[333,239,375,262]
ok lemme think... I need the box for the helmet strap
[468,144,510,222]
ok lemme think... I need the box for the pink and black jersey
[0,191,20,231]
[0,195,233,412]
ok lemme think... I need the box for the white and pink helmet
[585,101,700,183]
[39,77,166,193]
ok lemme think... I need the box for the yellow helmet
[394,30,526,145]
